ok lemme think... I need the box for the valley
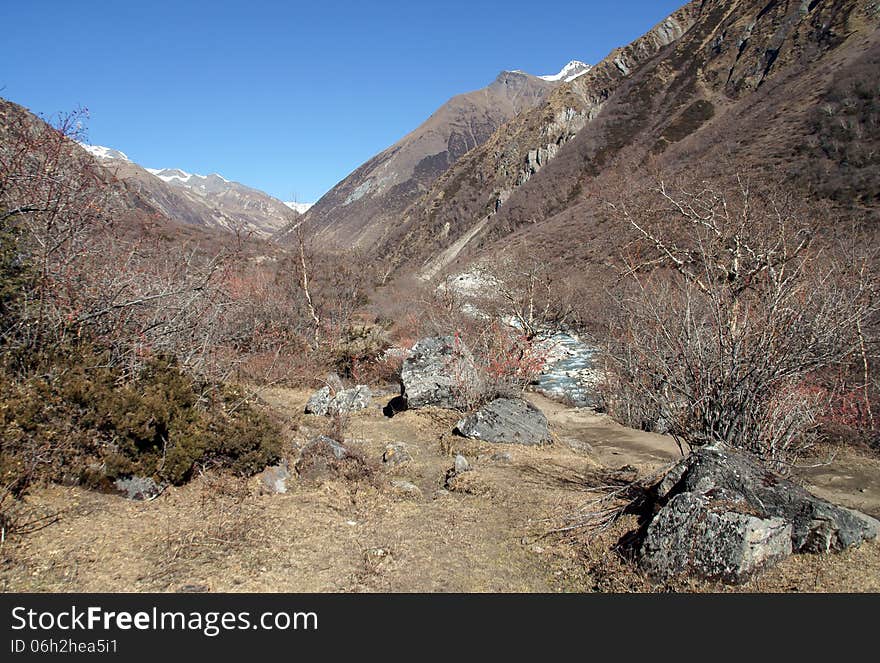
[2,0,879,594]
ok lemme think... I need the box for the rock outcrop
[455,397,552,446]
[640,447,880,584]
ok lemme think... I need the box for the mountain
[81,145,295,237]
[295,62,589,248]
[374,0,880,280]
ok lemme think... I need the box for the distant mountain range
[80,143,296,237]
[6,0,876,289]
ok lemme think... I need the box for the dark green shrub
[0,350,282,493]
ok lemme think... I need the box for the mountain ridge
[290,61,591,249]
[371,0,879,281]
[80,143,295,236]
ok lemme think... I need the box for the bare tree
[601,174,877,465]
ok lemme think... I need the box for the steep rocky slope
[296,63,589,249]
[378,0,879,279]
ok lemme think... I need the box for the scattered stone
[363,547,393,571]
[455,397,552,445]
[178,583,210,593]
[258,462,291,495]
[640,446,880,584]
[302,435,349,460]
[400,336,480,409]
[304,386,333,415]
[114,476,163,501]
[491,451,513,463]
[444,454,479,491]
[304,385,372,416]
[383,443,412,465]
[325,372,345,393]
[390,479,422,498]
[295,435,359,484]
[328,385,372,415]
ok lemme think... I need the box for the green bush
[0,350,282,492]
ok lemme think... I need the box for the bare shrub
[601,174,877,465]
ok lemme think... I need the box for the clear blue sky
[2,0,685,202]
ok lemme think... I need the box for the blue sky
[2,0,685,202]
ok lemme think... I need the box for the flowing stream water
[533,331,601,408]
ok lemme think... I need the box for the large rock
[305,385,372,416]
[400,336,480,409]
[641,489,793,584]
[653,447,880,553]
[640,446,880,584]
[454,397,552,445]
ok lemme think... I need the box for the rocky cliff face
[376,0,879,279]
[292,66,575,249]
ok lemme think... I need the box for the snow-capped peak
[283,201,314,214]
[145,168,229,186]
[539,60,592,83]
[78,143,130,162]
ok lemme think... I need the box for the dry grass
[1,387,878,593]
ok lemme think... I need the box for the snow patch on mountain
[145,168,229,187]
[78,143,130,162]
[539,60,592,82]
[283,201,314,214]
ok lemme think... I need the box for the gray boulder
[329,385,372,415]
[640,446,880,584]
[455,397,552,445]
[301,435,349,460]
[641,488,793,584]
[390,479,422,498]
[454,454,471,474]
[400,336,480,409]
[304,386,333,415]
[653,446,880,553]
[258,462,291,494]
[305,385,372,416]
[444,454,472,488]
[114,475,163,501]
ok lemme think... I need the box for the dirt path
[2,387,878,592]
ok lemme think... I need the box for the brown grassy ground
[1,389,878,593]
